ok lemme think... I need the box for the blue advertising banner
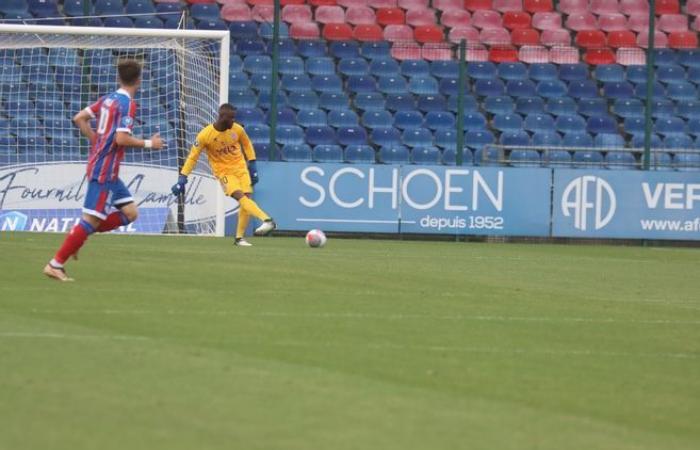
[256,163,551,236]
[552,170,700,240]
[0,208,170,234]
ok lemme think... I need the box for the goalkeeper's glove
[171,174,188,196]
[248,160,259,186]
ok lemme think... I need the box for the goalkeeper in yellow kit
[171,104,275,246]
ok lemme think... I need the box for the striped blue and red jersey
[84,88,137,183]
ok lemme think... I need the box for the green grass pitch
[1,232,699,450]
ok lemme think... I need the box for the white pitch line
[0,332,150,341]
[17,309,700,325]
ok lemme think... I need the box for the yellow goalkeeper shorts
[219,169,252,196]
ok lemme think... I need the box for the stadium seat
[506,80,536,97]
[605,151,638,169]
[354,24,384,41]
[378,146,410,164]
[305,126,337,146]
[676,100,700,119]
[594,133,625,148]
[498,62,528,80]
[282,144,313,162]
[587,115,618,134]
[595,64,626,82]
[524,113,555,133]
[190,3,220,22]
[474,79,505,96]
[312,74,343,93]
[655,117,687,136]
[532,131,561,146]
[607,31,637,49]
[472,10,503,29]
[330,41,361,59]
[345,75,376,93]
[402,128,433,148]
[362,110,394,129]
[411,146,442,164]
[512,29,541,46]
[385,94,416,111]
[328,110,360,127]
[537,80,567,98]
[345,144,376,163]
[501,130,531,146]
[316,5,345,24]
[394,110,424,129]
[493,113,523,132]
[290,22,321,39]
[603,81,635,100]
[378,76,408,94]
[417,94,448,112]
[556,114,587,133]
[369,59,400,78]
[297,109,328,127]
[400,60,430,78]
[484,96,515,115]
[664,134,694,149]
[323,24,354,41]
[276,125,305,145]
[424,111,456,130]
[568,82,598,101]
[510,149,542,167]
[573,150,604,167]
[236,108,266,125]
[337,126,369,145]
[319,92,350,111]
[361,41,392,60]
[312,144,344,162]
[443,148,475,165]
[516,96,546,115]
[577,98,608,117]
[94,0,123,16]
[278,56,305,75]
[376,8,405,26]
[346,6,376,25]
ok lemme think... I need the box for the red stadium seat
[523,0,552,13]
[384,24,414,41]
[549,46,580,63]
[448,26,480,43]
[668,31,699,48]
[540,29,570,46]
[346,6,376,25]
[309,0,338,5]
[391,43,422,60]
[280,0,306,4]
[489,46,519,62]
[627,14,648,32]
[493,0,523,12]
[246,0,273,5]
[584,48,615,65]
[337,0,369,6]
[368,0,398,6]
[323,23,353,40]
[480,27,511,45]
[637,30,669,48]
[598,14,628,32]
[654,0,679,15]
[616,47,646,65]
[354,24,384,41]
[694,16,700,32]
[434,0,463,8]
[422,43,453,60]
[519,45,550,63]
[251,4,273,21]
[464,0,493,11]
[290,21,321,38]
[657,15,689,33]
[575,30,606,49]
[414,25,445,43]
[620,0,648,15]
[607,30,637,48]
[512,28,540,45]
[466,45,489,61]
[441,9,471,29]
[558,0,587,15]
[532,12,561,30]
[688,0,700,16]
[566,13,598,32]
[221,4,253,21]
[589,0,619,15]
[282,5,312,23]
[503,11,532,30]
[376,8,405,26]
[399,0,429,7]
[406,8,437,27]
[315,5,345,24]
[472,10,502,29]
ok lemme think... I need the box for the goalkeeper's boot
[43,263,74,282]
[234,238,253,247]
[254,218,276,236]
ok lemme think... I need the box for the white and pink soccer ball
[305,229,327,248]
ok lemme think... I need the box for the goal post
[0,24,229,236]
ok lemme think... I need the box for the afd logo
[561,176,617,231]
[0,211,28,231]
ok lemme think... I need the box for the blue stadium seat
[337,126,368,145]
[651,99,675,118]
[625,65,647,84]
[442,148,474,165]
[532,131,562,147]
[197,19,228,30]
[312,144,343,163]
[229,71,251,90]
[134,17,163,28]
[462,112,488,131]
[94,0,123,16]
[346,75,378,94]
[251,73,273,92]
[362,110,393,129]
[630,133,663,148]
[269,39,297,57]
[402,129,433,148]
[267,108,297,126]
[229,91,258,109]
[126,0,156,19]
[379,146,410,164]
[43,118,75,138]
[312,75,343,93]
[393,111,423,130]
[297,109,327,127]
[498,62,528,80]
[254,143,271,161]
[657,64,686,83]
[411,146,441,164]
[328,110,359,127]
[678,50,700,68]
[370,127,401,147]
[493,114,524,132]
[467,62,497,80]
[606,151,637,169]
[558,63,588,82]
[543,150,572,166]
[567,80,598,98]
[529,63,558,81]
[190,3,220,22]
[329,41,360,59]
[624,117,645,135]
[577,98,608,117]
[305,126,337,146]
[103,16,134,28]
[278,56,305,75]
[587,115,618,135]
[63,0,92,16]
[417,95,447,112]
[634,82,666,99]
[504,80,534,98]
[613,99,644,118]
[655,117,686,136]
[594,133,625,148]
[276,125,305,145]
[687,67,700,85]
[556,114,587,134]
[378,76,408,94]
[594,64,625,82]
[688,118,700,137]
[603,81,634,100]
[431,60,460,79]
[385,94,415,112]
[424,111,455,130]
[401,60,431,78]
[438,78,461,96]
[516,97,546,115]
[29,0,59,15]
[667,82,697,101]
[354,93,385,111]
[484,96,515,115]
[370,59,400,77]
[236,108,265,125]
[663,134,693,149]
[447,94,478,113]
[282,144,312,162]
[345,144,375,163]
[573,151,604,168]
[260,22,289,39]
[361,41,391,60]
[500,130,530,147]
[338,58,370,76]
[647,150,673,170]
[319,93,349,111]
[523,113,555,133]
[298,40,327,58]
[236,39,266,56]
[435,129,457,149]
[510,149,541,167]
[163,16,193,29]
[474,79,505,97]
[288,91,319,111]
[408,77,439,95]
[306,57,335,76]
[562,132,594,147]
[464,130,495,150]
[653,49,677,67]
[537,80,568,99]
[674,152,700,171]
[474,147,501,166]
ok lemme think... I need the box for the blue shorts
[83,178,133,220]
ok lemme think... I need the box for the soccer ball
[305,229,327,248]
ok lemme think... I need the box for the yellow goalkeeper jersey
[180,122,256,178]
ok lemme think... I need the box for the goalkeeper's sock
[97,211,130,233]
[238,196,270,221]
[236,208,250,239]
[54,219,95,264]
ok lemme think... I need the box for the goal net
[0,25,229,236]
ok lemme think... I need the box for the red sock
[54,220,94,264]
[97,211,129,233]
